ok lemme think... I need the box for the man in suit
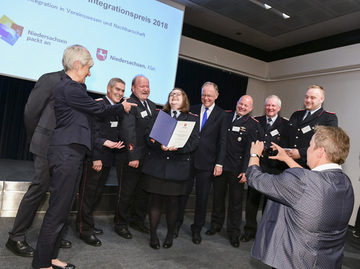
[241,95,289,243]
[6,70,72,258]
[32,45,135,269]
[113,75,157,239]
[76,78,126,246]
[205,95,261,248]
[246,126,354,269]
[176,81,227,245]
[286,85,338,168]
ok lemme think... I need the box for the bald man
[205,95,261,248]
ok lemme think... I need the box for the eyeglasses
[201,94,216,98]
[170,92,182,97]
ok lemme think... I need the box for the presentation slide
[0,0,184,104]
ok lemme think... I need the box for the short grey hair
[265,95,281,107]
[62,45,94,71]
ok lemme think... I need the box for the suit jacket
[88,97,123,166]
[119,93,157,163]
[288,108,338,167]
[50,74,125,151]
[142,112,199,181]
[24,70,65,158]
[255,115,289,174]
[224,113,261,174]
[246,165,354,269]
[190,104,227,171]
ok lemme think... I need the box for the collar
[312,163,342,171]
[171,109,180,118]
[105,95,115,105]
[267,114,278,123]
[201,103,215,114]
[308,106,322,115]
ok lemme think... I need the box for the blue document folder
[149,110,177,146]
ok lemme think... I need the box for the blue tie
[201,108,208,130]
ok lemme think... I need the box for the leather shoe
[240,233,255,242]
[163,240,173,249]
[205,226,221,235]
[173,226,180,239]
[60,239,72,248]
[192,231,202,245]
[230,236,240,248]
[6,239,34,257]
[115,227,133,239]
[93,227,103,235]
[130,222,150,233]
[150,238,160,250]
[80,234,101,246]
[51,262,76,269]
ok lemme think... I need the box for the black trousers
[114,161,149,229]
[243,186,267,236]
[32,144,86,268]
[76,164,111,236]
[9,154,50,241]
[210,170,244,237]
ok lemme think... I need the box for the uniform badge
[128,143,134,151]
[240,126,246,132]
[150,139,155,143]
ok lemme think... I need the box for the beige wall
[180,36,360,225]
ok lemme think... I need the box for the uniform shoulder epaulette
[296,109,305,112]
[189,112,199,117]
[282,116,289,120]
[253,115,262,118]
[156,108,161,111]
[324,110,336,115]
[225,110,233,113]
[250,116,259,122]
[95,98,103,101]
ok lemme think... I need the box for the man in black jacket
[76,78,126,246]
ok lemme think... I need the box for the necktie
[303,111,311,121]
[143,100,151,116]
[201,108,208,130]
[172,111,177,119]
[266,117,272,130]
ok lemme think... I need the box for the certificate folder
[149,110,195,148]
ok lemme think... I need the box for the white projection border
[0,0,184,105]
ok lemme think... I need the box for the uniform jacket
[190,104,227,171]
[288,108,338,167]
[88,97,123,166]
[24,70,64,158]
[119,93,157,163]
[246,165,354,269]
[142,112,199,181]
[255,115,289,174]
[50,74,124,151]
[224,112,261,174]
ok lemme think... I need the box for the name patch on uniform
[270,129,279,136]
[301,125,311,134]
[110,121,118,127]
[140,110,148,118]
[232,126,240,132]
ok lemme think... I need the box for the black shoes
[93,227,103,235]
[130,222,150,233]
[51,263,76,269]
[6,239,34,257]
[163,240,173,249]
[192,231,202,245]
[230,236,240,248]
[205,226,221,235]
[115,227,133,239]
[80,234,101,246]
[240,233,255,242]
[60,239,72,248]
[150,237,160,250]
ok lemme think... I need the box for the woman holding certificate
[142,88,199,249]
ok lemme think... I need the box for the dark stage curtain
[175,58,248,111]
[0,60,248,160]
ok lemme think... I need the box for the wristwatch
[250,153,260,158]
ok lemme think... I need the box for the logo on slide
[97,48,108,61]
[0,15,23,46]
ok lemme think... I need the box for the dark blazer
[142,112,199,181]
[50,74,125,151]
[119,93,157,163]
[24,70,65,158]
[88,97,123,166]
[255,115,289,174]
[288,108,338,167]
[190,104,227,171]
[224,113,261,174]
